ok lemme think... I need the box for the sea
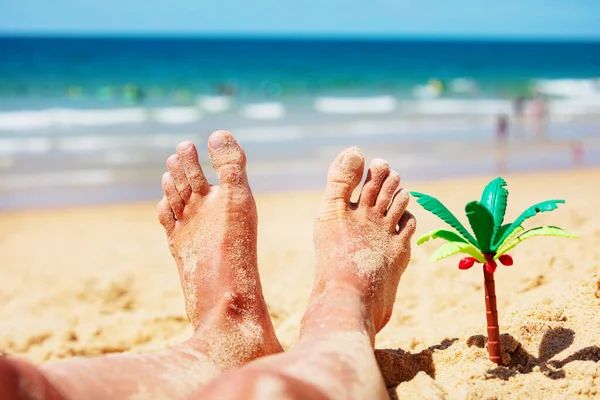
[1,37,599,210]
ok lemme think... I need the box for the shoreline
[2,138,599,212]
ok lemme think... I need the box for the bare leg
[1,131,282,400]
[192,148,416,399]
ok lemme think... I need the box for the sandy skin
[0,131,415,400]
[190,145,416,400]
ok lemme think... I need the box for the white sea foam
[241,102,286,120]
[0,169,115,190]
[0,106,202,132]
[0,108,147,131]
[232,126,304,142]
[56,133,200,152]
[0,137,53,154]
[1,89,599,136]
[314,96,397,114]
[198,96,233,113]
[548,99,600,116]
[104,150,147,165]
[152,107,201,124]
[401,99,513,115]
[412,85,442,99]
[534,78,600,100]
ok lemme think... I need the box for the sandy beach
[1,166,599,399]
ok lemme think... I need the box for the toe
[358,159,389,208]
[167,154,192,203]
[375,170,400,214]
[162,172,185,219]
[157,196,176,235]
[177,141,209,195]
[207,130,249,187]
[397,210,417,238]
[324,147,365,204]
[387,188,411,232]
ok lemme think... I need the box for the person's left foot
[303,148,416,342]
[157,131,283,369]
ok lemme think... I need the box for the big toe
[324,147,365,204]
[208,130,249,187]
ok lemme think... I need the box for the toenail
[342,151,363,170]
[372,158,388,168]
[177,141,193,152]
[209,131,231,150]
[166,154,178,166]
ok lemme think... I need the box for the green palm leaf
[465,201,495,253]
[495,200,566,246]
[480,177,508,244]
[494,226,578,259]
[492,223,513,250]
[495,225,524,253]
[416,229,469,245]
[411,191,477,246]
[430,241,486,263]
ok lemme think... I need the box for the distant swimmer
[513,96,525,118]
[512,96,526,138]
[530,94,548,140]
[572,140,584,167]
[217,82,237,96]
[124,84,145,105]
[496,114,509,142]
[495,114,509,173]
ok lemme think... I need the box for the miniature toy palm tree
[411,177,577,366]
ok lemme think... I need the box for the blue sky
[1,0,599,38]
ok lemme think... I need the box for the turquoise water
[1,37,600,108]
[0,37,599,209]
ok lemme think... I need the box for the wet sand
[1,167,599,398]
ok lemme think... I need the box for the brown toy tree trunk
[483,265,503,365]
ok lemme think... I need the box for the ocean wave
[0,108,148,131]
[534,78,600,100]
[0,132,199,155]
[197,96,233,113]
[314,96,397,114]
[0,169,115,190]
[0,107,208,132]
[152,107,202,124]
[0,137,53,154]
[400,99,512,115]
[241,102,286,120]
[1,94,599,134]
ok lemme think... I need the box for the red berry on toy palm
[498,254,513,266]
[412,177,577,366]
[458,257,476,270]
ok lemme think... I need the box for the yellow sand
[1,167,599,399]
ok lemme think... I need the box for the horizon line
[1,31,600,42]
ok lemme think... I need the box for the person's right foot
[157,131,283,369]
[303,147,416,342]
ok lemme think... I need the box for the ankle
[300,282,376,344]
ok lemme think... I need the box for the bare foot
[0,132,284,400]
[304,147,416,342]
[157,130,283,369]
[188,148,414,400]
